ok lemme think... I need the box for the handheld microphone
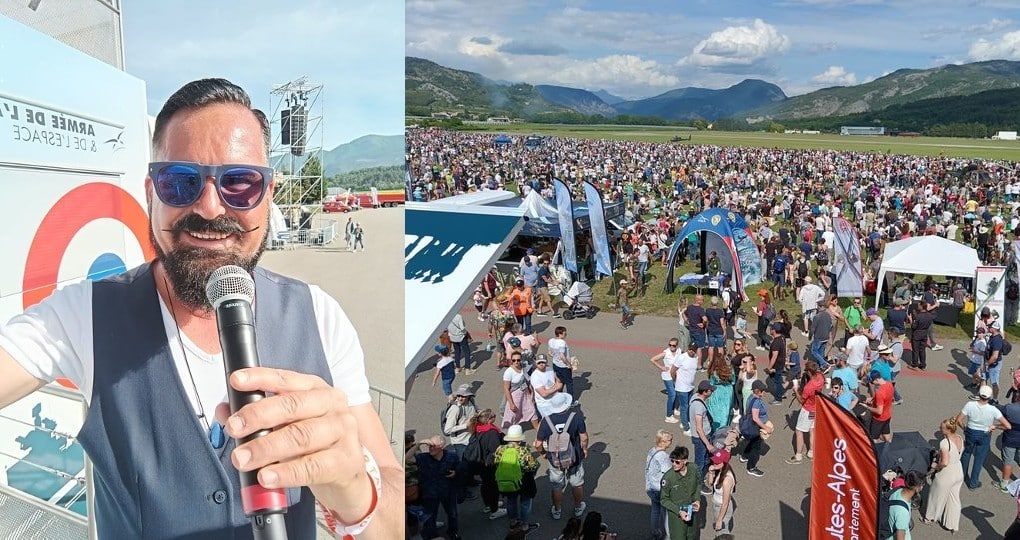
[206,266,288,540]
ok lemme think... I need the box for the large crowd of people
[405,128,1020,539]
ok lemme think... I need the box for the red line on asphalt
[460,307,966,380]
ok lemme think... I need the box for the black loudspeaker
[280,108,291,145]
[290,105,306,157]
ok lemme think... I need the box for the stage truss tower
[269,77,324,227]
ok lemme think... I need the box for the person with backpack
[645,430,674,540]
[535,392,588,521]
[771,247,791,300]
[690,380,716,482]
[739,380,772,477]
[494,424,540,534]
[465,409,506,521]
[882,470,925,540]
[442,384,479,504]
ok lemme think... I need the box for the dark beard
[151,213,267,310]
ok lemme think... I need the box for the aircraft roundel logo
[22,182,155,310]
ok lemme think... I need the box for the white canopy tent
[875,236,980,308]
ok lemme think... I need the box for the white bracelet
[333,446,382,539]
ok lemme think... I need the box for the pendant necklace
[163,275,226,449]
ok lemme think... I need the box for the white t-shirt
[0,278,370,424]
[675,352,698,392]
[547,337,570,369]
[659,348,680,381]
[845,335,870,368]
[530,367,557,414]
[962,400,1004,431]
[502,367,528,388]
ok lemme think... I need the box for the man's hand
[219,367,374,526]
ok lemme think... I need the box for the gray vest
[79,263,332,539]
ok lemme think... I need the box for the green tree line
[326,165,404,191]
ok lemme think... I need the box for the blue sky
[406,0,1020,99]
[122,0,404,150]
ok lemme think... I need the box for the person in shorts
[786,361,823,464]
[864,370,894,443]
[536,393,588,520]
[618,280,633,329]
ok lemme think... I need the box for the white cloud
[811,65,858,85]
[553,55,680,95]
[966,18,1013,34]
[969,30,1020,60]
[680,19,791,68]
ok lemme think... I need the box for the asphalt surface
[405,298,1018,539]
[261,206,404,453]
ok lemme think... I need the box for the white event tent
[874,236,980,308]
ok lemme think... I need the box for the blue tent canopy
[493,135,512,146]
[664,208,763,296]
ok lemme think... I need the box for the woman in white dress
[923,417,964,533]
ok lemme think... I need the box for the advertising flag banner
[582,181,612,277]
[975,265,1007,331]
[832,217,864,297]
[553,179,577,273]
[809,394,878,540]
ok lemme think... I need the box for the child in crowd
[733,309,748,341]
[968,327,988,390]
[787,340,802,382]
[473,286,486,322]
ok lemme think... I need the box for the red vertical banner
[809,395,879,540]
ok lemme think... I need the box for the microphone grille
[205,265,255,308]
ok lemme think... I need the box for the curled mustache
[162,214,259,235]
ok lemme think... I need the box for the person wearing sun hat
[493,424,540,534]
[705,448,737,535]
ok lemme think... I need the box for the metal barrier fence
[269,221,337,250]
[0,383,402,539]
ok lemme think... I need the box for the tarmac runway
[260,206,404,452]
[405,297,1017,539]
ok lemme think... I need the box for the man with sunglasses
[0,79,399,538]
[660,446,702,539]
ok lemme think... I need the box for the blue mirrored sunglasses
[148,161,272,210]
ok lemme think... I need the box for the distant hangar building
[841,126,886,136]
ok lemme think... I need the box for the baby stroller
[561,281,597,320]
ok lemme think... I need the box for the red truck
[322,190,404,212]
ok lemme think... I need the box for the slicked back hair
[152,78,270,159]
